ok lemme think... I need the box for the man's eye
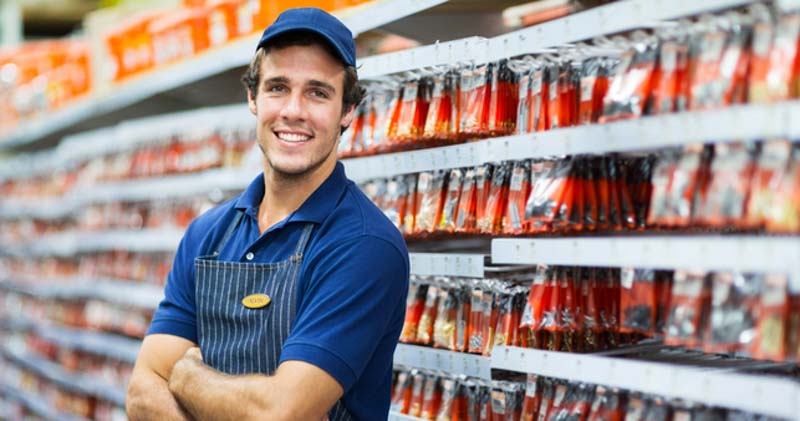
[267,85,286,92]
[311,90,329,98]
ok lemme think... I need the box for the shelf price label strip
[409,253,485,278]
[491,346,800,420]
[392,344,491,380]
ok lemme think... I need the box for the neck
[257,158,336,234]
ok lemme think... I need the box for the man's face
[248,43,354,178]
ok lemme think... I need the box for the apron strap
[293,223,315,259]
[212,209,245,257]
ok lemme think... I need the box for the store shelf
[393,344,491,380]
[409,253,485,278]
[491,236,800,285]
[23,228,184,256]
[0,277,162,310]
[1,344,126,408]
[359,0,756,78]
[35,325,141,365]
[342,100,800,182]
[491,346,800,420]
[388,412,426,421]
[0,0,447,152]
[0,380,89,421]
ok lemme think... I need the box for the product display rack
[4,0,800,420]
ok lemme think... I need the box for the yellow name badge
[242,293,271,309]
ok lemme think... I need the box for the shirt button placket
[245,252,255,261]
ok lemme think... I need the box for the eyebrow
[262,76,336,93]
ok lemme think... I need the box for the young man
[125,8,409,421]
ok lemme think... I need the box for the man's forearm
[127,369,193,421]
[168,354,282,421]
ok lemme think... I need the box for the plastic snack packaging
[751,273,790,361]
[766,145,800,233]
[558,268,581,352]
[457,167,478,233]
[482,284,502,356]
[403,173,419,235]
[505,161,532,234]
[415,170,448,234]
[479,163,510,234]
[417,285,441,345]
[529,60,549,132]
[667,145,713,227]
[383,175,410,231]
[440,168,464,232]
[436,377,458,421]
[370,84,402,154]
[513,62,533,134]
[665,270,711,347]
[536,379,555,421]
[586,386,624,421]
[521,374,540,421]
[475,164,495,233]
[524,160,558,232]
[746,140,792,228]
[748,4,776,103]
[544,382,569,421]
[422,375,443,420]
[462,63,493,138]
[456,285,473,352]
[600,33,658,121]
[469,287,487,354]
[390,371,412,414]
[705,271,761,353]
[401,282,428,343]
[651,28,690,114]
[619,268,657,335]
[409,370,427,417]
[433,287,459,350]
[623,394,646,421]
[488,60,519,136]
[697,142,758,227]
[546,59,562,130]
[393,76,433,145]
[423,69,457,143]
[765,11,800,101]
[578,57,601,125]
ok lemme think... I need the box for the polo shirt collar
[234,162,349,224]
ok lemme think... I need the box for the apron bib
[195,210,353,420]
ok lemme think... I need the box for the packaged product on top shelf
[748,3,777,104]
[529,60,549,133]
[488,60,519,137]
[705,271,761,354]
[651,26,691,114]
[763,10,800,101]
[462,63,493,138]
[600,33,658,122]
[393,76,433,146]
[423,68,459,143]
[339,97,368,158]
[511,59,533,135]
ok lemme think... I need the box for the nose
[279,91,307,121]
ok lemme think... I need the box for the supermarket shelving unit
[4,0,800,420]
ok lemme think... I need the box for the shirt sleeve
[145,221,203,343]
[279,235,409,392]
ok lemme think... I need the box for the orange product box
[148,7,211,68]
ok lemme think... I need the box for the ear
[247,89,257,115]
[339,104,356,129]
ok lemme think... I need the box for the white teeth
[276,132,311,142]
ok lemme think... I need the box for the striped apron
[195,210,354,420]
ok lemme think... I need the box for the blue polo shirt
[147,162,409,420]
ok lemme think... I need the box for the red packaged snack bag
[475,164,495,232]
[481,162,511,234]
[436,377,458,421]
[766,146,800,233]
[586,386,624,421]
[489,60,519,136]
[766,12,800,101]
[527,159,573,233]
[582,159,600,231]
[338,98,365,158]
[665,145,713,227]
[456,167,478,233]
[603,269,621,345]
[536,379,555,421]
[513,62,533,134]
[601,34,658,121]
[463,63,493,137]
[752,273,790,361]
[540,269,562,351]
[369,84,402,154]
[529,61,549,133]
[383,175,410,231]
[543,382,569,421]
[665,270,711,347]
[505,161,532,235]
[469,287,487,354]
[619,268,658,335]
[546,60,563,130]
[623,394,646,421]
[401,283,428,343]
[393,77,433,145]
[578,57,600,125]
[440,168,464,233]
[415,170,448,234]
[422,375,443,420]
[705,272,761,354]
[746,140,792,228]
[433,287,459,350]
[423,70,457,143]
[559,268,581,352]
[417,285,441,345]
[403,173,418,235]
[651,29,690,114]
[409,370,427,418]
[521,374,540,421]
[467,381,493,421]
[580,268,602,351]
[525,160,555,232]
[748,4,776,104]
[571,384,593,421]
[607,158,636,230]
[482,285,502,356]
[654,271,673,336]
[391,371,413,414]
[561,158,583,232]
[697,143,758,228]
[455,286,472,353]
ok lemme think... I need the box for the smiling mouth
[274,131,312,143]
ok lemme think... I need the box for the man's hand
[168,347,205,396]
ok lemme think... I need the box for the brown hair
[241,31,365,125]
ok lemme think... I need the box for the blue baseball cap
[256,8,356,67]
